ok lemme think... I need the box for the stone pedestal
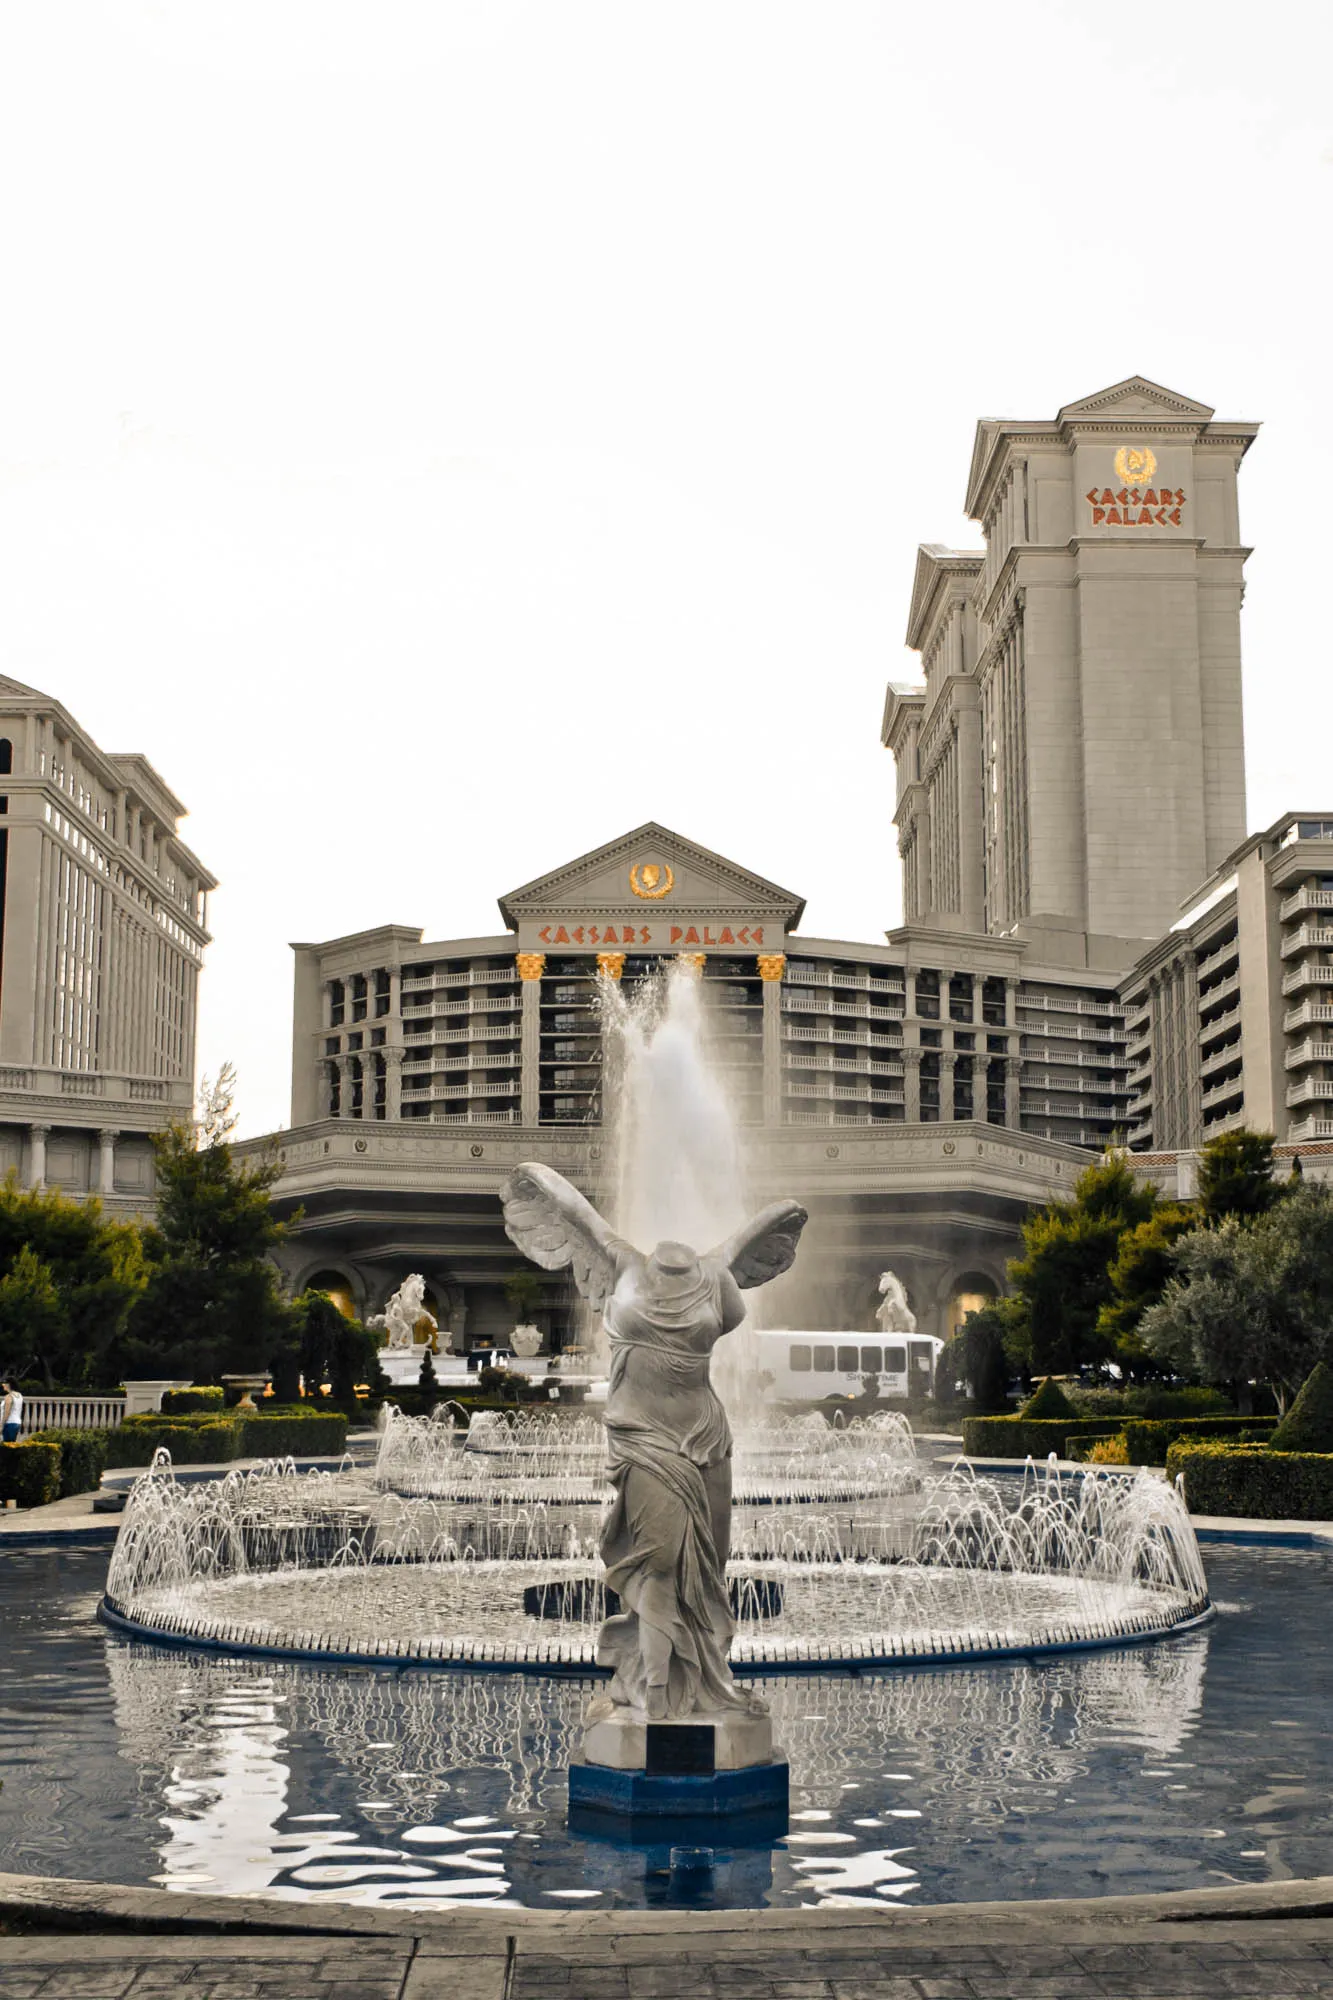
[569,1706,789,1824]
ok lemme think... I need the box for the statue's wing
[499,1161,628,1313]
[706,1199,808,1290]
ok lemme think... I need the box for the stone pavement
[1,1874,1332,2000]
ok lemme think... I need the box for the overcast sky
[1,1,1329,1136]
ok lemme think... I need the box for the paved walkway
[2,1876,1333,2000]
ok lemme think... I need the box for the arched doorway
[944,1272,999,1339]
[305,1269,358,1320]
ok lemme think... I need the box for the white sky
[1,1,1329,1138]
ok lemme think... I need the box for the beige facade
[885,377,1255,971]
[1120,814,1333,1152]
[0,677,214,1210]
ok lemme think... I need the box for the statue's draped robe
[598,1261,747,1716]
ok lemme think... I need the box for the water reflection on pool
[0,1542,1328,1909]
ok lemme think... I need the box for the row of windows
[790,1343,909,1374]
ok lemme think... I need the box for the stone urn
[511,1323,542,1358]
[221,1372,271,1414]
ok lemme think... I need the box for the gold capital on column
[596,952,626,981]
[677,952,707,974]
[515,952,546,982]
[756,953,786,983]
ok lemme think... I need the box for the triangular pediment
[905,543,984,651]
[1056,376,1215,422]
[498,822,804,929]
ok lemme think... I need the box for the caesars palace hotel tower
[885,375,1254,970]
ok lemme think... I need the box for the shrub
[1270,1362,1333,1455]
[104,1418,242,1467]
[1020,1376,1078,1419]
[28,1426,110,1497]
[0,1439,61,1507]
[237,1410,348,1458]
[1167,1439,1333,1520]
[1068,1385,1230,1420]
[960,1415,1115,1460]
[1119,1415,1279,1466]
[1087,1433,1131,1465]
[159,1388,225,1415]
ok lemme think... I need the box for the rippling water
[0,1540,1328,1910]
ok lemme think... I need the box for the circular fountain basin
[101,1553,1208,1672]
[100,1429,1212,1676]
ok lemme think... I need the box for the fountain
[99,960,1211,1822]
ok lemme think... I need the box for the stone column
[517,953,544,1129]
[1005,1053,1023,1130]
[28,1123,48,1188]
[384,1046,404,1120]
[335,1053,353,1118]
[1005,977,1020,1028]
[940,1050,957,1121]
[387,962,401,1019]
[902,1048,921,1123]
[97,1128,119,1194]
[757,954,785,1127]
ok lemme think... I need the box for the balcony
[1281,960,1333,997]
[1201,1069,1244,1110]
[1285,1040,1333,1071]
[437,1109,523,1125]
[1280,924,1333,960]
[1284,1001,1333,1032]
[1287,1113,1333,1143]
[1286,1076,1333,1110]
[1280,886,1333,921]
[1016,995,1123,1017]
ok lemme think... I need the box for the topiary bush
[1270,1362,1333,1455]
[0,1439,61,1507]
[1019,1376,1078,1420]
[1167,1439,1333,1520]
[159,1388,225,1415]
[28,1426,110,1497]
[1118,1415,1279,1465]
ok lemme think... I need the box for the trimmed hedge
[104,1408,350,1468]
[1270,1363,1333,1454]
[0,1439,61,1508]
[237,1410,348,1458]
[1118,1415,1278,1465]
[962,1412,1279,1463]
[160,1388,225,1415]
[105,1418,242,1467]
[960,1416,1119,1459]
[1020,1376,1078,1420]
[1167,1440,1333,1520]
[28,1426,111,1497]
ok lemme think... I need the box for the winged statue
[500,1160,807,1720]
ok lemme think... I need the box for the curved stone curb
[98,1591,1213,1674]
[0,1866,1330,1941]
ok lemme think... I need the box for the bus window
[790,1344,812,1372]
[884,1344,907,1373]
[812,1346,836,1373]
[837,1345,859,1373]
[860,1346,882,1372]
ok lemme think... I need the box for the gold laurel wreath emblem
[1114,445,1157,484]
[629,861,675,900]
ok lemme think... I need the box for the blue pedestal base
[568,1756,789,1821]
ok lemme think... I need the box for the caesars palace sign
[1086,446,1187,528]
[523,859,776,952]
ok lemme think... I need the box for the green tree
[118,1071,295,1384]
[1096,1203,1197,1378]
[0,1179,150,1387]
[1196,1129,1281,1224]
[0,1246,66,1378]
[1140,1182,1333,1411]
[291,1289,377,1415]
[1005,1154,1157,1377]
[503,1269,543,1321]
[942,1297,1020,1410]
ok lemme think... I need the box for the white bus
[754,1329,944,1405]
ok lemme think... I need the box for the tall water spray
[598,960,758,1421]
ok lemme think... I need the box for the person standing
[1,1378,23,1443]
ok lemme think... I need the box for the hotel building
[0,677,214,1210]
[250,376,1330,1345]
